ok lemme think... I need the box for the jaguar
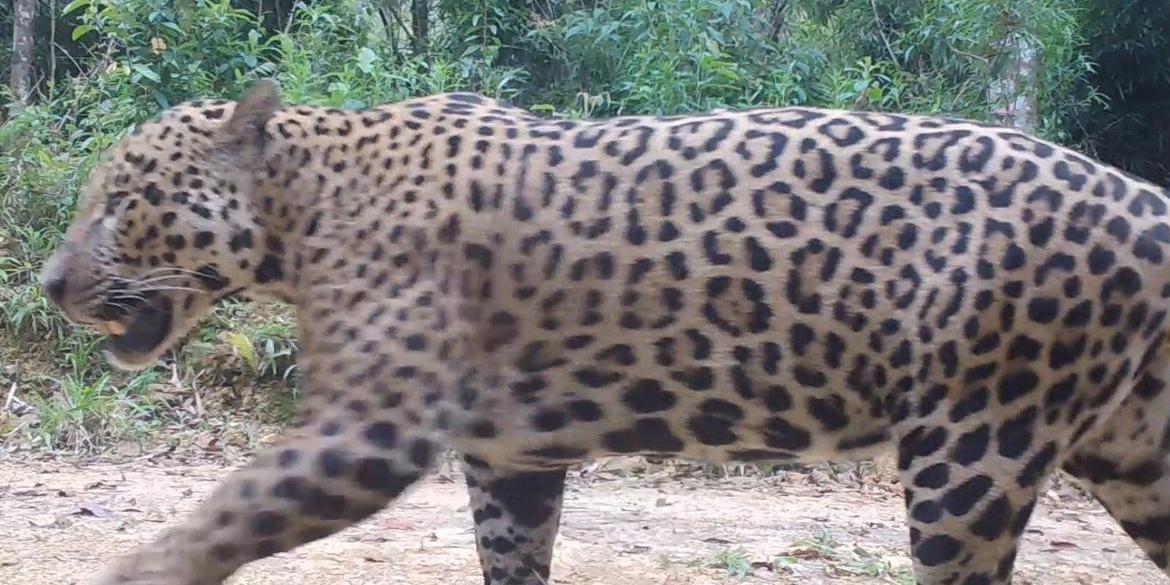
[40,79,1170,584]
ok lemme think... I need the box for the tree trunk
[767,0,789,42]
[9,0,38,110]
[988,30,1039,132]
[411,0,429,58]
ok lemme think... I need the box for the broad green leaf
[132,64,161,83]
[357,47,378,74]
[152,89,170,109]
[71,24,95,41]
[61,0,91,16]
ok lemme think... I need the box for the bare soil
[1,455,1165,585]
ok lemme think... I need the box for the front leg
[94,403,439,585]
[95,275,457,584]
[462,457,568,585]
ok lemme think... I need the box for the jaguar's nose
[43,276,67,305]
[39,249,72,307]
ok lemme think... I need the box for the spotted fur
[41,80,1170,585]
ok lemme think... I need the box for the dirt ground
[1,454,1166,585]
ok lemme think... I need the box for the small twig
[4,418,32,438]
[4,382,17,412]
[171,360,181,388]
[180,364,205,420]
[947,44,990,65]
[193,388,204,419]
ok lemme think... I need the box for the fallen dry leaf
[786,547,828,560]
[76,503,114,518]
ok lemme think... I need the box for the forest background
[1,0,1168,453]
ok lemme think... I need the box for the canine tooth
[103,320,127,336]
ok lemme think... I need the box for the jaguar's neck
[240,104,417,306]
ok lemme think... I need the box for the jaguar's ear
[218,79,281,158]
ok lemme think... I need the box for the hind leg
[1062,367,1170,574]
[462,457,568,584]
[894,404,1061,584]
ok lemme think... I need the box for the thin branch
[386,3,417,47]
[52,38,114,133]
[283,1,306,35]
[869,0,902,72]
[947,43,990,65]
[52,41,85,73]
[49,0,58,84]
[377,5,395,43]
[377,3,402,63]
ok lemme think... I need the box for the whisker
[134,285,201,294]
[110,274,190,285]
[102,300,134,312]
[133,266,205,278]
[75,289,112,308]
[124,275,191,286]
[110,292,148,302]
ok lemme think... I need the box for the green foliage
[60,0,269,111]
[530,0,808,114]
[788,0,1097,133]
[1068,0,1170,184]
[0,0,1164,451]
[24,365,166,451]
[0,103,95,341]
[275,2,527,108]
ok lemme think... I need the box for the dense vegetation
[1,0,1168,452]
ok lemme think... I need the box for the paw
[91,545,217,585]
[91,553,172,585]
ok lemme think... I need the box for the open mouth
[100,296,174,360]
